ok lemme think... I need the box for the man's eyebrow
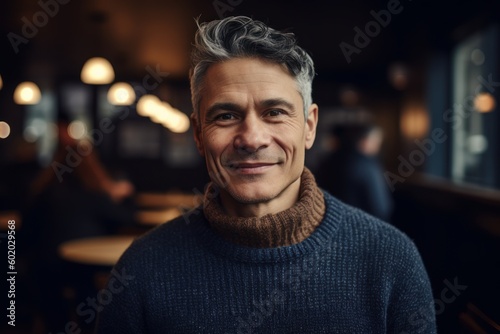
[205,102,243,119]
[259,98,295,111]
[205,98,296,120]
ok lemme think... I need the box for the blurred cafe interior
[0,0,499,333]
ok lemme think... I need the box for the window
[448,24,499,189]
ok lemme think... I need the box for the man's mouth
[226,162,278,174]
[228,162,275,169]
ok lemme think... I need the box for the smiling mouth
[227,162,278,174]
[229,162,275,169]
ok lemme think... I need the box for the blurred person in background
[316,122,393,221]
[21,113,135,332]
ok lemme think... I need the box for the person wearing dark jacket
[316,123,394,221]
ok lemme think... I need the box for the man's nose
[233,115,270,153]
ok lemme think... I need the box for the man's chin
[223,187,276,205]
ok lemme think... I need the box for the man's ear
[190,113,205,157]
[305,103,318,150]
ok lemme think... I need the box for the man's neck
[203,167,325,248]
[219,177,301,218]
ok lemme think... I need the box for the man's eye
[268,109,284,117]
[215,113,235,121]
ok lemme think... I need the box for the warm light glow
[388,63,410,90]
[165,108,190,133]
[474,92,496,113]
[148,102,189,133]
[13,81,42,105]
[0,121,10,139]
[68,120,87,140]
[0,74,3,90]
[107,82,136,105]
[137,94,161,117]
[81,57,115,84]
[149,102,175,123]
[400,104,429,139]
[137,95,189,133]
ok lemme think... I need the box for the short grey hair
[190,16,315,120]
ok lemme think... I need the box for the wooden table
[134,191,202,226]
[135,191,202,208]
[58,235,135,266]
[135,207,183,226]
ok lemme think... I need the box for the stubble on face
[194,57,318,217]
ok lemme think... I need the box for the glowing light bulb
[13,82,42,105]
[107,82,136,105]
[81,57,115,84]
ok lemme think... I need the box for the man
[316,123,393,221]
[96,16,436,333]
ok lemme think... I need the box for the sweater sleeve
[94,244,147,333]
[386,237,436,334]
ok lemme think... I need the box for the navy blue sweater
[96,192,436,333]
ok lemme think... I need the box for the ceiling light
[166,111,190,133]
[153,103,189,133]
[136,94,161,117]
[81,57,115,84]
[13,81,42,105]
[145,100,190,133]
[0,121,11,139]
[107,82,136,105]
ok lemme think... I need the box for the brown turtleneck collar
[203,167,326,248]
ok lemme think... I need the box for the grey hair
[190,16,315,120]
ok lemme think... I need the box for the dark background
[1,0,499,333]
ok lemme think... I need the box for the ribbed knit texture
[204,167,325,248]
[96,193,437,333]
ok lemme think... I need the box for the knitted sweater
[96,190,436,333]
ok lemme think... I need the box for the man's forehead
[201,59,297,95]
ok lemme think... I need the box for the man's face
[193,57,318,217]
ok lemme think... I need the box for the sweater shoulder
[323,191,420,256]
[115,209,205,266]
[323,191,429,294]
